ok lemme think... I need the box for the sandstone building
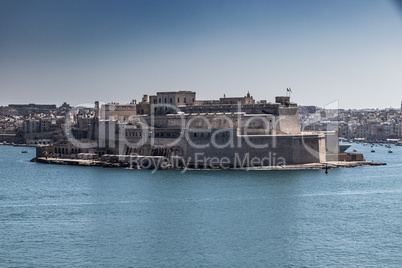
[54,91,336,168]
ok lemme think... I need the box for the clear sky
[1,0,402,109]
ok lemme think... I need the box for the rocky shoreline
[31,157,386,170]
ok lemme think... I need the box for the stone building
[79,91,333,167]
[101,102,137,120]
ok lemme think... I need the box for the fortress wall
[104,124,325,167]
[183,133,325,167]
[277,107,301,134]
[147,114,285,132]
[117,107,300,136]
[322,131,340,154]
[179,103,281,115]
[147,115,239,129]
[319,134,327,162]
[277,114,301,134]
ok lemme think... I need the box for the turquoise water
[1,144,401,267]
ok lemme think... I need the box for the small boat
[388,150,393,153]
[21,150,28,153]
[371,149,375,153]
[353,149,357,152]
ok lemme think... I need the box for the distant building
[9,103,56,113]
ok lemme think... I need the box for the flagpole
[286,87,291,97]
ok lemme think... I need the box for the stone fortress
[53,91,339,168]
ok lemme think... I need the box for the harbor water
[0,144,401,267]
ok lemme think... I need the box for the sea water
[0,144,401,267]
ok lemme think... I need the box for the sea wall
[183,132,326,168]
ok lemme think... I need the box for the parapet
[275,96,290,106]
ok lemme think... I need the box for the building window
[159,98,161,103]
[178,98,180,103]
[170,98,172,103]
[184,98,187,103]
[165,98,167,103]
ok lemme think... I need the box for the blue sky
[1,0,402,108]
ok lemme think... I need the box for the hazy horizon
[1,0,402,109]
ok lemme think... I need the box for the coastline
[30,156,386,170]
[1,143,41,147]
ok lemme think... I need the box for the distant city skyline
[1,0,402,109]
